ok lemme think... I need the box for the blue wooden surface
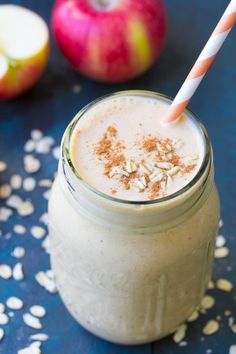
[0,0,235,353]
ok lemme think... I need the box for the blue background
[0,0,235,353]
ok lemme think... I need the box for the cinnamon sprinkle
[95,133,112,155]
[142,138,158,152]
[94,126,199,200]
[107,126,117,137]
[183,164,197,173]
[149,181,161,200]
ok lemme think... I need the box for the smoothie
[48,91,219,344]
[71,95,204,201]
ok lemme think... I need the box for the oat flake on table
[13,224,26,234]
[23,313,42,330]
[6,297,24,310]
[13,263,24,281]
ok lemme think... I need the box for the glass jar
[48,91,220,345]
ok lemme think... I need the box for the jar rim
[62,90,211,206]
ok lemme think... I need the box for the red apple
[0,5,49,100]
[52,0,167,83]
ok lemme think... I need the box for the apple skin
[52,0,167,83]
[0,43,49,100]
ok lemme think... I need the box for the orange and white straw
[164,0,236,123]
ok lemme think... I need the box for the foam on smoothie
[70,95,204,201]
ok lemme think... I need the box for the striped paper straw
[164,0,236,123]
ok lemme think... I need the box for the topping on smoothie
[94,126,199,200]
[71,95,204,201]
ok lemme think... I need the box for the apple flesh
[0,5,49,100]
[52,0,167,83]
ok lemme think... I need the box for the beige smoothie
[48,91,219,345]
[71,95,204,201]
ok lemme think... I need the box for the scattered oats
[38,179,52,188]
[43,189,51,200]
[206,350,213,354]
[132,178,146,190]
[173,324,187,343]
[24,139,36,153]
[52,146,60,160]
[229,345,236,354]
[109,166,129,178]
[149,171,164,183]
[10,175,22,189]
[225,310,231,316]
[0,328,4,342]
[40,213,48,226]
[216,315,221,321]
[208,280,215,289]
[139,162,153,174]
[23,313,42,329]
[0,303,5,313]
[8,311,14,317]
[30,305,46,318]
[31,129,43,141]
[0,184,11,199]
[173,139,184,150]
[231,325,236,333]
[125,159,137,173]
[166,152,173,160]
[182,154,199,165]
[24,155,40,173]
[179,341,187,347]
[216,234,226,248]
[18,346,41,354]
[227,265,233,272]
[156,162,173,170]
[42,237,50,254]
[0,161,7,172]
[200,295,215,310]
[167,166,180,176]
[6,296,23,310]
[30,333,48,341]
[216,279,233,292]
[13,224,26,234]
[18,201,34,216]
[6,194,23,209]
[46,269,54,279]
[219,219,223,228]
[187,310,199,322]
[23,177,36,192]
[140,176,147,188]
[0,313,9,325]
[30,341,42,349]
[43,136,54,145]
[35,137,53,154]
[35,271,57,293]
[0,207,13,221]
[72,84,81,93]
[12,247,25,258]
[214,247,229,258]
[203,320,219,335]
[31,226,46,239]
[13,262,24,281]
[166,175,173,189]
[0,264,12,279]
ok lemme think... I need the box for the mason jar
[48,91,220,345]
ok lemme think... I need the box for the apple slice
[0,5,49,100]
